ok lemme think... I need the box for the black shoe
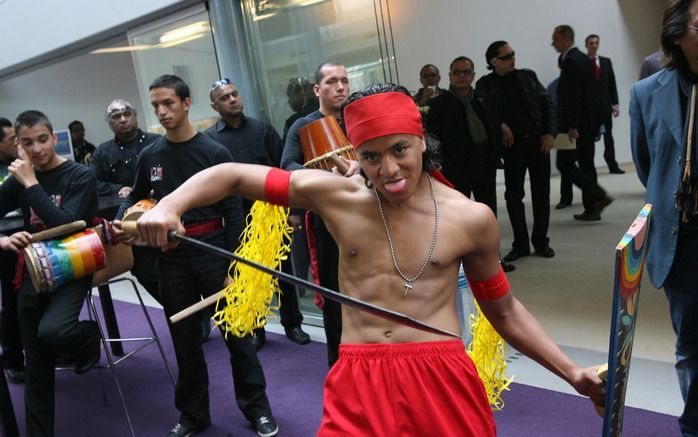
[573,211,601,221]
[167,422,208,437]
[75,322,100,375]
[503,248,530,262]
[501,261,516,273]
[534,245,555,258]
[555,201,572,210]
[254,415,279,437]
[590,196,614,218]
[609,167,625,174]
[4,368,25,384]
[252,329,266,351]
[285,326,310,345]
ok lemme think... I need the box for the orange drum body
[24,229,106,293]
[299,116,357,170]
[123,198,157,222]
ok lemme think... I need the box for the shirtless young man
[136,84,604,436]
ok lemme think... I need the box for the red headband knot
[344,92,423,149]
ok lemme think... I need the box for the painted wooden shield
[602,203,652,437]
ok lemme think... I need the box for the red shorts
[317,340,496,436]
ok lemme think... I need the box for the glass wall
[128,6,220,134]
[234,0,397,322]
[239,0,398,134]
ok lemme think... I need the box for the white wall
[0,0,193,77]
[389,0,665,166]
[0,51,145,145]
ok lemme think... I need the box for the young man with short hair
[113,75,278,437]
[136,84,604,436]
[0,110,99,436]
[280,62,353,367]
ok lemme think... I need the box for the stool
[87,277,175,437]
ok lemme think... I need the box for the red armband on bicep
[264,167,292,207]
[467,266,510,300]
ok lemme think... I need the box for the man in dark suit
[551,24,612,221]
[586,34,624,174]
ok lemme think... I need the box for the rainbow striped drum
[24,229,106,293]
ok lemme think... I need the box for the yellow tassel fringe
[467,301,514,411]
[213,201,292,338]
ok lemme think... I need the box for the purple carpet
[5,299,680,436]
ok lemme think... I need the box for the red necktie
[593,57,601,79]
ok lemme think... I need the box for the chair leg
[85,296,109,407]
[124,277,176,387]
[88,292,137,437]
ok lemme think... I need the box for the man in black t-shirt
[280,62,356,368]
[205,79,310,350]
[0,110,99,437]
[113,75,278,437]
[0,117,25,385]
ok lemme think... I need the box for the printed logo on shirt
[150,166,163,182]
[29,194,62,231]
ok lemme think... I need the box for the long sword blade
[170,232,460,339]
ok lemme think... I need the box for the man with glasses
[113,75,278,437]
[475,41,555,266]
[205,78,310,350]
[426,57,513,272]
[413,64,444,108]
[551,24,612,220]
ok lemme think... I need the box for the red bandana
[343,91,453,188]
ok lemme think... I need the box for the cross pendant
[403,282,414,296]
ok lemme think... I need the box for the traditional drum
[24,229,106,293]
[122,198,157,222]
[299,115,356,172]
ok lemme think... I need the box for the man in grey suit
[630,1,698,434]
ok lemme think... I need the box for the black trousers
[600,114,619,169]
[557,131,606,211]
[17,274,96,437]
[502,135,551,251]
[130,246,161,304]
[311,216,342,368]
[0,251,23,371]
[452,164,497,216]
[158,235,272,429]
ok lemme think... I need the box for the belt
[184,219,223,237]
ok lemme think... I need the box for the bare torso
[313,173,487,344]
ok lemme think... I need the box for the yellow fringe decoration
[467,300,514,411]
[213,201,292,338]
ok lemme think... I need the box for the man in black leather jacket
[475,41,555,265]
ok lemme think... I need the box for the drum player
[0,110,100,437]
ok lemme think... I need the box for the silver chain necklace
[373,173,438,296]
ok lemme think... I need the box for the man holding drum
[136,84,605,435]
[280,62,354,368]
[0,110,100,436]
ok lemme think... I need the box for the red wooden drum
[24,229,106,293]
[299,115,357,170]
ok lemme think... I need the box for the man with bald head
[91,99,161,198]
[91,99,162,302]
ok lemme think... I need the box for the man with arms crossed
[136,84,604,435]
